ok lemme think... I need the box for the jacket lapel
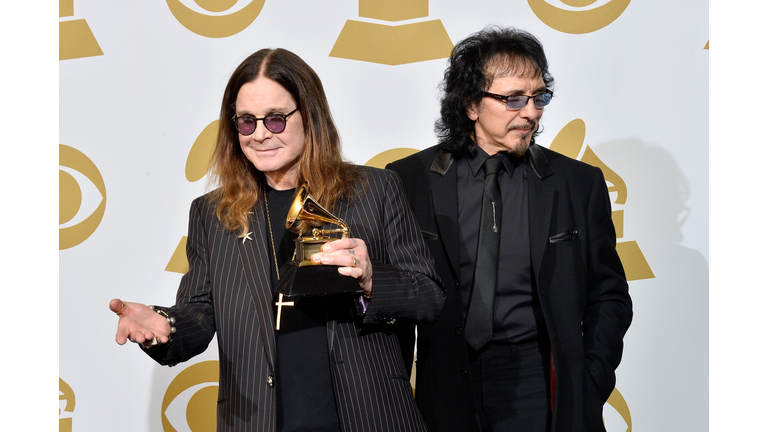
[322,196,354,354]
[333,196,354,238]
[430,150,461,279]
[236,205,277,369]
[527,144,555,281]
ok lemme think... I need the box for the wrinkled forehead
[484,54,542,83]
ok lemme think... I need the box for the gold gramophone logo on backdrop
[527,0,633,34]
[161,361,219,432]
[330,0,454,65]
[59,0,103,60]
[166,0,265,38]
[60,144,108,250]
[165,120,219,274]
[549,119,653,281]
[59,378,76,432]
[606,387,633,432]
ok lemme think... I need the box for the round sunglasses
[232,108,299,135]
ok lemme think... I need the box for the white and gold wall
[59,1,709,431]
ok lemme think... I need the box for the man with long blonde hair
[109,48,444,432]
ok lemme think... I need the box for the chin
[506,142,530,158]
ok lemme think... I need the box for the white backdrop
[58,1,709,431]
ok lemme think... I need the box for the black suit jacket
[387,144,632,432]
[144,167,445,432]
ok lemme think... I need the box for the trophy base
[291,238,327,267]
[277,264,362,297]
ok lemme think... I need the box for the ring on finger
[352,257,357,267]
[116,301,127,316]
[142,336,158,348]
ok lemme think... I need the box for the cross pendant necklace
[264,189,294,330]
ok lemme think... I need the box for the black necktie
[464,156,503,351]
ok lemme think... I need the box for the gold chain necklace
[264,188,294,330]
[263,188,280,281]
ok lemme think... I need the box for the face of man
[235,76,305,190]
[467,71,547,157]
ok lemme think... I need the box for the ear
[466,101,480,121]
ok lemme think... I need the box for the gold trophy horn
[286,184,349,266]
[276,185,361,297]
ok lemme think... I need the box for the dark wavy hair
[435,26,555,159]
[208,48,364,236]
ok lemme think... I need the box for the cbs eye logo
[162,360,219,432]
[59,145,107,250]
[527,0,632,34]
[59,378,76,432]
[166,0,266,38]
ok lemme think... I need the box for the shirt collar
[468,147,528,177]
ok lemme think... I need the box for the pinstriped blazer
[143,166,445,432]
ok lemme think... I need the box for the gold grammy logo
[527,0,633,34]
[60,144,108,250]
[606,387,633,431]
[161,361,219,432]
[549,119,654,281]
[59,378,76,432]
[330,0,453,65]
[365,148,419,168]
[165,0,265,38]
[165,121,219,274]
[59,0,103,60]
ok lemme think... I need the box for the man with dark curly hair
[388,27,632,432]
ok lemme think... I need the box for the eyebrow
[236,106,294,116]
[506,86,549,96]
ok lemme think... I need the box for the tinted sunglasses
[232,108,299,135]
[483,91,553,110]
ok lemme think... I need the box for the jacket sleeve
[582,168,633,400]
[358,169,446,325]
[141,197,217,366]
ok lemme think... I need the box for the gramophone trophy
[275,185,362,297]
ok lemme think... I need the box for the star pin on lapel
[242,232,253,244]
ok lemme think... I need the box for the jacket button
[455,326,462,335]
[462,370,468,378]
[454,282,460,291]
[267,375,274,387]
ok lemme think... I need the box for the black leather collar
[429,149,454,175]
[527,144,554,179]
[430,144,554,179]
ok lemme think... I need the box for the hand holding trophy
[276,184,362,297]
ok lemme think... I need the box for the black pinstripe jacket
[144,167,445,432]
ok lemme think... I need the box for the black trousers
[468,340,552,432]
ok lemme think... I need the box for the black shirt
[457,149,546,344]
[263,186,341,432]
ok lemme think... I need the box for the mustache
[509,121,537,131]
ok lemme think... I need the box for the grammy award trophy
[275,185,362,297]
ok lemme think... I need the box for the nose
[519,97,540,120]
[250,119,273,142]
